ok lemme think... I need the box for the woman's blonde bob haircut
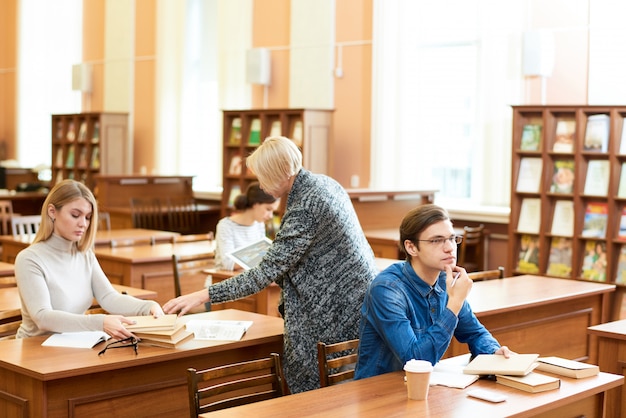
[246,136,303,193]
[32,179,99,251]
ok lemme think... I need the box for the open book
[42,331,110,348]
[430,354,478,389]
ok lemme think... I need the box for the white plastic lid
[403,359,433,373]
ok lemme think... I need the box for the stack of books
[125,314,194,348]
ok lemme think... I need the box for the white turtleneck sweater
[15,233,156,338]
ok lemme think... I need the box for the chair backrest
[130,197,165,230]
[110,236,156,248]
[458,224,485,272]
[317,338,360,388]
[11,215,41,239]
[187,353,285,417]
[172,252,215,298]
[98,211,111,231]
[467,266,505,282]
[0,200,14,235]
[173,232,215,244]
[167,198,200,235]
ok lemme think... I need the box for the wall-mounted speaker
[522,30,555,77]
[72,63,92,92]
[246,48,271,85]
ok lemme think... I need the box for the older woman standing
[164,136,378,393]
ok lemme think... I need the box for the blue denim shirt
[354,261,500,380]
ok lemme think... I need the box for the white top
[214,217,266,270]
[15,233,155,338]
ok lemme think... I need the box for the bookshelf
[51,113,131,189]
[221,108,332,220]
[509,105,626,291]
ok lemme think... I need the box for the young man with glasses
[354,204,511,380]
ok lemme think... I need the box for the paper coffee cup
[404,359,433,400]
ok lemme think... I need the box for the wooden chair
[167,198,200,235]
[11,215,41,239]
[458,224,485,272]
[0,319,21,341]
[110,236,156,248]
[173,232,215,244]
[172,252,215,298]
[317,338,360,387]
[98,211,111,231]
[187,353,286,417]
[130,197,165,230]
[467,266,505,282]
[0,200,15,235]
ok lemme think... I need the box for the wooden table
[588,319,626,417]
[94,240,215,305]
[0,228,181,263]
[0,309,283,418]
[0,284,158,314]
[0,261,15,277]
[450,275,615,365]
[202,369,623,418]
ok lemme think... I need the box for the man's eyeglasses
[98,336,139,355]
[415,235,463,247]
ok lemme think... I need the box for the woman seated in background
[214,181,278,271]
[15,179,163,340]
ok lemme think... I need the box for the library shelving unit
[221,108,332,220]
[509,105,626,293]
[51,112,131,190]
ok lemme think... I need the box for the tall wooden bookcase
[509,105,626,291]
[51,112,131,190]
[221,108,332,219]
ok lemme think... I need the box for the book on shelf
[619,162,626,197]
[583,159,610,196]
[584,114,610,152]
[228,154,243,175]
[582,201,608,238]
[55,170,63,185]
[248,118,261,145]
[550,200,574,237]
[65,145,75,168]
[227,185,241,207]
[77,147,88,168]
[185,319,253,341]
[520,123,541,151]
[550,159,574,194]
[516,157,543,193]
[269,120,282,137]
[546,237,572,278]
[42,331,110,349]
[535,357,599,379]
[90,146,100,169]
[463,353,539,376]
[620,117,626,154]
[581,240,607,282]
[553,119,575,153]
[66,121,76,142]
[55,148,64,167]
[56,120,63,140]
[229,118,242,145]
[77,121,88,142]
[291,120,303,147]
[516,234,540,274]
[615,245,626,284]
[125,314,178,332]
[91,121,100,144]
[619,207,626,240]
[517,198,541,234]
[496,372,560,393]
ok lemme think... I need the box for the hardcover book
[91,121,100,143]
[517,198,541,234]
[229,118,242,145]
[615,245,626,284]
[78,121,88,142]
[619,207,626,240]
[520,124,541,151]
[620,117,626,154]
[583,114,609,152]
[553,119,575,153]
[583,160,610,196]
[125,314,178,332]
[550,159,574,194]
[582,202,608,238]
[581,240,607,282]
[65,145,75,168]
[516,234,540,274]
[550,200,574,237]
[546,237,572,278]
[516,158,543,193]
[463,353,539,376]
[535,357,599,379]
[496,372,560,393]
[248,118,261,145]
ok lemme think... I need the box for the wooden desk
[94,240,215,305]
[0,228,181,263]
[588,319,626,417]
[449,275,615,365]
[0,284,158,314]
[202,370,623,418]
[0,309,283,418]
[0,261,15,277]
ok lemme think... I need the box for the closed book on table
[535,357,599,379]
[463,353,539,376]
[496,372,560,393]
[125,314,178,332]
